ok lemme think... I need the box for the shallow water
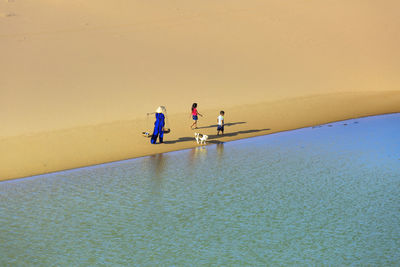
[1,114,400,266]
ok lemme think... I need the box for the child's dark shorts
[217,125,224,131]
[193,115,198,121]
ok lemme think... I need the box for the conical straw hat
[156,106,165,113]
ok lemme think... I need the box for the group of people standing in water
[150,103,225,144]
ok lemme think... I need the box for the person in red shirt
[190,103,203,129]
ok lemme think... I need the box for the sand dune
[1,1,399,180]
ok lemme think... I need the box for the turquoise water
[1,114,400,266]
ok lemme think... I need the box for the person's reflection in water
[149,153,166,196]
[216,142,224,161]
[143,153,166,229]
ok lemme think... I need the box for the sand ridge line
[0,7,249,38]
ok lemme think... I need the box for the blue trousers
[151,113,165,144]
[151,127,164,144]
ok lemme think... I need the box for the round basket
[142,128,170,137]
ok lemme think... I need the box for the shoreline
[2,91,400,182]
[4,111,399,184]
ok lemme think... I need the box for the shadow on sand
[164,128,270,144]
[196,121,246,129]
[164,137,193,144]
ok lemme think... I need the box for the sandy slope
[1,91,400,180]
[1,1,400,180]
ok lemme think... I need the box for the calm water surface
[1,114,400,266]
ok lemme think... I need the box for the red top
[192,108,198,116]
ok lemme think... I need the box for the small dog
[194,132,208,145]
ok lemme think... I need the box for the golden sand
[2,91,400,180]
[1,1,399,180]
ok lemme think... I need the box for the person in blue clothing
[151,106,166,144]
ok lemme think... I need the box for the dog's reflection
[188,146,208,165]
